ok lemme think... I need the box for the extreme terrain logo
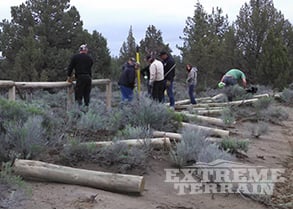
[165,160,285,195]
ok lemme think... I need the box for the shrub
[0,162,24,188]
[122,96,174,131]
[117,125,152,139]
[72,101,123,132]
[197,144,233,163]
[61,137,151,173]
[223,85,247,101]
[169,128,209,167]
[248,122,269,138]
[61,137,97,165]
[4,116,46,159]
[170,128,233,167]
[221,107,235,125]
[259,106,289,122]
[0,97,43,122]
[98,142,150,173]
[280,88,293,105]
[253,97,273,111]
[220,138,249,153]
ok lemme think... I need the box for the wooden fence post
[67,85,74,110]
[106,81,112,110]
[8,86,16,101]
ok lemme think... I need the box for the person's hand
[166,80,171,87]
[66,76,73,83]
[149,80,154,87]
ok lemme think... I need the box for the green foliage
[221,107,235,125]
[61,137,97,164]
[223,85,248,101]
[248,122,269,138]
[0,0,111,81]
[0,162,24,188]
[220,138,249,153]
[62,138,150,173]
[98,142,150,173]
[259,106,289,122]
[0,97,43,122]
[197,144,233,163]
[138,25,171,65]
[119,26,137,64]
[169,128,232,167]
[4,116,46,159]
[235,0,292,87]
[281,88,293,105]
[123,96,175,131]
[117,125,151,139]
[253,96,273,111]
[179,2,230,89]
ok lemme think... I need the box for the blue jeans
[120,85,133,102]
[164,80,175,107]
[223,76,237,86]
[188,84,197,104]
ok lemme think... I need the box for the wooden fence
[0,79,112,109]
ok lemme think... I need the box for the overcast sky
[0,0,292,56]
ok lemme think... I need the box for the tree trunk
[13,159,145,194]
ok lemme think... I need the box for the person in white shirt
[146,55,164,102]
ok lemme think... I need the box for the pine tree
[0,0,111,81]
[179,2,229,88]
[119,26,136,63]
[139,25,171,61]
[235,0,292,87]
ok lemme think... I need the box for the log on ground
[182,122,229,137]
[78,138,171,150]
[13,159,145,194]
[179,112,229,127]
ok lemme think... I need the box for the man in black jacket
[67,44,93,107]
[159,51,176,108]
[118,57,137,102]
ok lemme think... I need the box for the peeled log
[179,112,228,127]
[153,131,223,143]
[182,122,229,137]
[152,131,182,140]
[13,159,145,194]
[79,138,171,150]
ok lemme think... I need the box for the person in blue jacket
[118,57,138,101]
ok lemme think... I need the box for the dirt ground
[1,105,293,209]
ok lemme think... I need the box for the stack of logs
[13,93,271,195]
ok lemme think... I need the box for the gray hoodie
[186,67,198,86]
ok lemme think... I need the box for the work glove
[166,80,171,87]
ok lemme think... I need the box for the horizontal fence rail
[0,79,112,109]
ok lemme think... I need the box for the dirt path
[4,106,293,209]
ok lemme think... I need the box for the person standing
[141,64,152,96]
[159,51,176,108]
[147,55,164,102]
[186,64,198,104]
[218,68,247,88]
[118,57,137,102]
[67,44,93,107]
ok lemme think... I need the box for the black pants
[152,80,165,103]
[75,75,92,106]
